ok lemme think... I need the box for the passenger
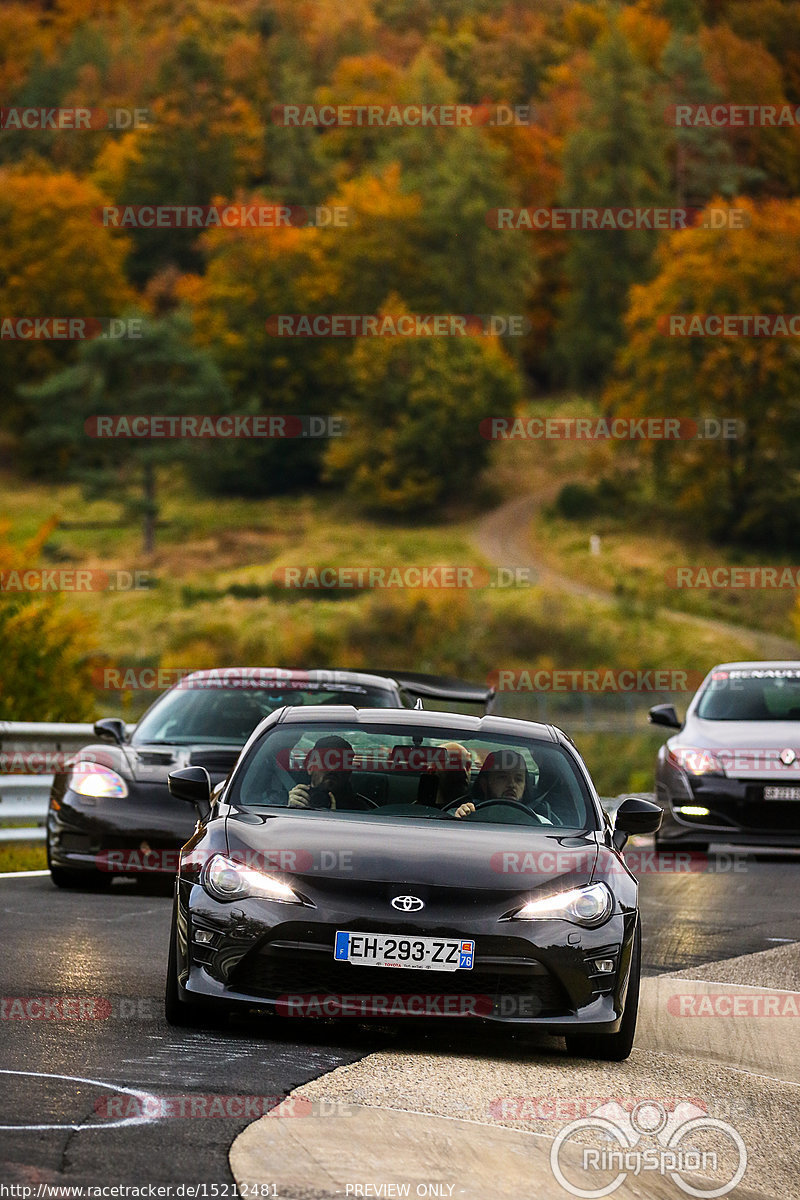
[288,735,370,811]
[417,742,473,809]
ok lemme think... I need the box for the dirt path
[473,494,800,660]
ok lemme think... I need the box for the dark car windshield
[228,720,596,829]
[132,684,396,745]
[696,669,800,721]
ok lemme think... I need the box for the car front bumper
[173,881,638,1031]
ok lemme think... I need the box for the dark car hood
[73,741,242,786]
[223,809,600,893]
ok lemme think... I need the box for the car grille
[229,951,568,1016]
[743,797,800,832]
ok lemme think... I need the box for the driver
[288,735,370,811]
[452,749,549,821]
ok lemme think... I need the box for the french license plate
[334,931,474,971]
[764,786,800,800]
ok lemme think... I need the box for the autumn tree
[324,298,523,513]
[605,196,800,547]
[0,520,97,721]
[98,33,262,285]
[553,25,671,388]
[19,311,230,553]
[0,169,134,428]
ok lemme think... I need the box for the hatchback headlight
[513,882,613,927]
[69,762,128,799]
[667,745,725,776]
[201,853,303,904]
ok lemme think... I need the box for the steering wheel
[445,798,549,824]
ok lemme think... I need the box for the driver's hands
[288,784,336,810]
[453,801,475,819]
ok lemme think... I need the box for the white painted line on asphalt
[0,869,50,879]
[0,1069,163,1131]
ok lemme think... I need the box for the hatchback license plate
[334,931,474,971]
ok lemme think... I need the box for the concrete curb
[637,975,800,1085]
[229,962,798,1199]
[230,1101,767,1200]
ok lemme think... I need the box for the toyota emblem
[780,748,797,766]
[391,895,425,912]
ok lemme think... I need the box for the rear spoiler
[363,670,496,714]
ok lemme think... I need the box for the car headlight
[201,853,303,904]
[667,745,725,776]
[69,762,128,799]
[512,882,613,927]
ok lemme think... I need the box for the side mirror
[648,704,681,730]
[613,795,663,850]
[94,717,127,745]
[168,766,212,819]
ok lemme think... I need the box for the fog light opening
[593,959,615,974]
[194,929,216,945]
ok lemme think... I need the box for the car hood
[223,809,600,893]
[682,716,800,750]
[71,741,242,786]
[677,717,800,780]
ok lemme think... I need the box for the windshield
[696,669,800,721]
[228,720,596,829]
[132,684,396,745]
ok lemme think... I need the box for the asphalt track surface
[1,851,799,1188]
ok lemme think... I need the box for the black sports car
[650,660,800,850]
[46,668,493,888]
[164,706,660,1060]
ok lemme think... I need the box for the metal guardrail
[0,779,52,842]
[0,722,95,843]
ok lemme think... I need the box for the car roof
[708,661,800,672]
[276,704,561,742]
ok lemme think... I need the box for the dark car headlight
[68,761,128,800]
[511,882,613,927]
[201,852,303,904]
